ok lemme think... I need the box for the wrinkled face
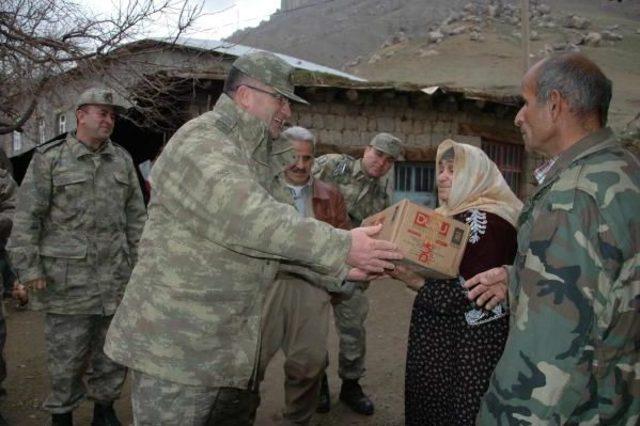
[437,159,454,204]
[514,72,554,155]
[242,83,292,139]
[76,104,116,144]
[362,146,395,178]
[284,139,314,185]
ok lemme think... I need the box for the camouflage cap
[369,133,404,160]
[76,88,129,114]
[232,51,309,105]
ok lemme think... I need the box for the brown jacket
[312,179,350,230]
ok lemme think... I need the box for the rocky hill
[227,0,640,132]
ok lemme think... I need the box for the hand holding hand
[346,224,403,273]
[346,268,385,282]
[388,264,424,291]
[464,267,509,310]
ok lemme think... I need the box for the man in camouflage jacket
[465,53,640,424]
[312,133,403,415]
[7,88,146,425]
[104,52,400,425]
[0,168,16,425]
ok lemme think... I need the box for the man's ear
[548,89,563,121]
[234,85,251,109]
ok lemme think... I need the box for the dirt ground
[1,278,414,425]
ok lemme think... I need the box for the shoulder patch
[213,111,237,134]
[110,141,134,160]
[333,154,354,177]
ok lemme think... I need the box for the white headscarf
[434,139,523,227]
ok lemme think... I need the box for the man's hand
[464,267,509,310]
[24,277,47,291]
[11,281,29,305]
[346,224,403,273]
[387,264,424,291]
[346,268,385,282]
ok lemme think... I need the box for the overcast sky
[83,0,280,40]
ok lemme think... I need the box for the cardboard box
[362,199,470,279]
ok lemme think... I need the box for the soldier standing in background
[7,88,146,426]
[0,168,16,426]
[313,133,403,415]
[465,53,640,424]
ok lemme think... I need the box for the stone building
[2,38,531,204]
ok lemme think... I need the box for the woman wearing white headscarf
[392,139,523,426]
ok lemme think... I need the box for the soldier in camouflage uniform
[7,88,146,426]
[104,52,401,425]
[0,168,16,426]
[465,53,640,424]
[312,133,403,415]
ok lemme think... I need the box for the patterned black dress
[405,210,517,426]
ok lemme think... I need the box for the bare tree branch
[0,0,205,135]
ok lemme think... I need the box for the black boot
[91,402,121,426]
[0,412,8,426]
[316,372,331,413]
[339,379,374,415]
[51,412,73,426]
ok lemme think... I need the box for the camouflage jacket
[0,169,17,289]
[313,154,390,226]
[477,128,640,425]
[104,94,351,388]
[0,169,17,248]
[6,133,146,314]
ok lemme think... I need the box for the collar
[67,131,115,159]
[352,158,372,182]
[213,94,269,159]
[533,157,558,185]
[543,127,614,184]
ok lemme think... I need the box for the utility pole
[521,0,530,72]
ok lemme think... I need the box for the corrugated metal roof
[150,37,367,82]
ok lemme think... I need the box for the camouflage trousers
[331,283,369,380]
[259,276,331,425]
[131,370,260,425]
[0,300,6,390]
[43,313,126,413]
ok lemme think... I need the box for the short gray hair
[534,53,612,126]
[282,126,316,149]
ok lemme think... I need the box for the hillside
[227,0,640,131]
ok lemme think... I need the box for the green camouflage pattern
[369,132,404,160]
[0,169,15,388]
[131,371,258,425]
[232,51,308,105]
[312,154,390,227]
[104,94,351,389]
[333,286,369,380]
[6,133,146,314]
[0,168,17,254]
[43,313,126,413]
[477,128,640,425]
[313,153,391,380]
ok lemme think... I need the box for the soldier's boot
[316,372,331,413]
[339,379,374,416]
[51,412,73,426]
[0,412,8,426]
[91,402,121,426]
